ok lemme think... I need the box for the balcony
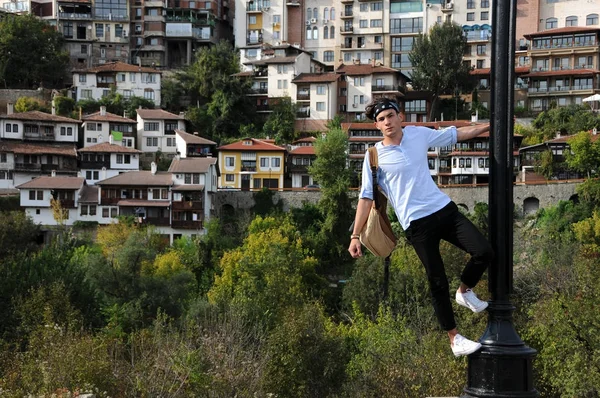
[41,164,78,173]
[15,163,41,172]
[441,2,454,12]
[340,26,353,34]
[250,87,268,94]
[142,217,171,226]
[548,85,570,92]
[296,110,310,118]
[296,93,310,101]
[145,0,164,7]
[23,131,55,140]
[372,84,403,93]
[241,166,257,172]
[59,12,92,19]
[55,199,76,209]
[172,201,204,211]
[171,220,203,229]
[246,34,263,45]
[341,10,353,18]
[405,107,427,113]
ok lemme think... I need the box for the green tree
[208,216,325,325]
[532,105,600,141]
[565,131,600,178]
[53,95,75,117]
[14,97,49,113]
[160,76,186,113]
[535,149,555,180]
[0,14,69,88]
[409,21,474,120]
[262,97,298,144]
[0,211,39,259]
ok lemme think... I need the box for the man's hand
[348,239,363,258]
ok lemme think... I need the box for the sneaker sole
[453,342,482,357]
[456,298,489,313]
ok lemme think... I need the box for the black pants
[405,201,493,331]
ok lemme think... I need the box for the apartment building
[174,129,217,158]
[78,141,142,185]
[287,136,316,188]
[73,61,162,105]
[0,104,80,188]
[81,106,137,147]
[136,108,185,158]
[217,137,285,190]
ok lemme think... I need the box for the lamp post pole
[461,0,538,396]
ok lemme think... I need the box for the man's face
[374,108,402,139]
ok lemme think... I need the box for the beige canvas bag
[359,147,397,257]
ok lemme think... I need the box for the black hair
[365,98,400,121]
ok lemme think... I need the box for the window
[0,153,6,163]
[481,11,489,20]
[330,7,335,20]
[566,16,578,26]
[144,122,159,131]
[81,205,88,216]
[316,102,325,111]
[271,158,280,168]
[467,13,475,21]
[95,23,104,37]
[546,18,558,29]
[370,19,382,28]
[306,26,312,40]
[330,26,335,39]
[360,19,368,28]
[249,15,256,24]
[111,208,117,218]
[277,80,288,89]
[81,89,92,99]
[166,137,176,147]
[225,174,234,182]
[312,26,318,39]
[89,205,97,216]
[476,59,485,69]
[225,157,235,167]
[79,74,87,83]
[102,208,109,218]
[467,0,475,9]
[323,26,328,39]
[117,154,123,164]
[353,77,365,86]
[130,73,136,82]
[29,190,35,200]
[260,157,268,168]
[371,2,382,11]
[587,14,599,25]
[63,22,73,38]
[146,137,158,147]
[324,50,334,62]
[477,44,486,55]
[481,0,489,7]
[317,85,326,95]
[144,89,155,100]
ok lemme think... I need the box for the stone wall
[214,181,580,218]
[0,89,52,114]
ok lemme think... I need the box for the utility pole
[461,0,538,396]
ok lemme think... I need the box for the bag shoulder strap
[367,147,380,209]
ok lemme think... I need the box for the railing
[59,12,92,19]
[172,201,204,211]
[548,86,570,92]
[143,217,171,226]
[296,110,310,118]
[340,26,354,33]
[100,198,121,205]
[41,164,78,173]
[241,166,256,172]
[390,28,423,34]
[57,199,76,208]
[250,87,268,94]
[372,84,401,92]
[24,131,55,140]
[528,87,548,93]
[572,84,594,90]
[171,220,204,229]
[15,163,41,171]
[296,93,310,101]
[341,10,353,17]
[80,161,111,169]
[405,107,427,113]
[438,167,452,173]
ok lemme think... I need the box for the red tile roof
[0,141,77,157]
[294,136,317,143]
[136,109,184,120]
[79,185,98,203]
[524,26,600,39]
[289,146,316,155]
[83,111,136,123]
[294,119,328,132]
[292,73,340,83]
[97,171,173,186]
[172,185,205,191]
[175,129,216,145]
[78,142,142,153]
[522,69,599,78]
[16,176,85,190]
[470,66,530,75]
[218,138,285,151]
[168,157,217,173]
[1,110,80,123]
[77,61,161,74]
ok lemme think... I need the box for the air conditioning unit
[323,19,329,24]
[310,18,317,24]
[263,6,269,11]
[123,31,128,38]
[352,103,358,108]
[306,20,310,25]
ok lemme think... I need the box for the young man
[348,98,493,357]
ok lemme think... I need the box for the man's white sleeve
[358,151,374,200]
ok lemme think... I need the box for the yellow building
[217,138,286,190]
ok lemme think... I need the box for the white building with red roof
[16,175,87,226]
[136,109,186,160]
[217,138,286,190]
[81,106,137,148]
[288,136,317,188]
[72,61,162,106]
[78,141,142,185]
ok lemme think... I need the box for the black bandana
[373,100,400,120]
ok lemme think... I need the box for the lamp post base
[461,301,538,398]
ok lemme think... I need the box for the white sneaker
[456,288,489,313]
[451,334,482,357]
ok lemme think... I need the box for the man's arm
[456,123,490,142]
[348,197,373,258]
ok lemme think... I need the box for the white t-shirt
[359,125,458,230]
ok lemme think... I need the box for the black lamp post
[461,0,538,396]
